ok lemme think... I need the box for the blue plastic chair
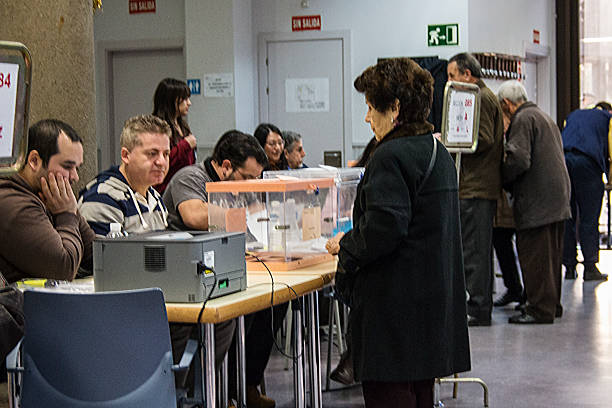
[6,288,196,408]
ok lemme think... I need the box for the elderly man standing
[448,53,504,326]
[498,80,571,324]
[282,130,307,169]
[561,102,612,281]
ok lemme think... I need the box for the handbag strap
[416,136,438,195]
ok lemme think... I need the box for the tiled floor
[263,252,612,407]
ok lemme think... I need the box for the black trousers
[460,198,496,321]
[362,379,434,408]
[229,301,289,394]
[492,227,523,296]
[516,221,564,320]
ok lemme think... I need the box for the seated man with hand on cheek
[0,119,94,283]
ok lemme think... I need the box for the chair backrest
[20,288,176,408]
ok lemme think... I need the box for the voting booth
[0,41,32,175]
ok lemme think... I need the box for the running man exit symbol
[428,24,459,46]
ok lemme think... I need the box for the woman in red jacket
[152,78,196,193]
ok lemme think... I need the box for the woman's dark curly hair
[354,58,434,124]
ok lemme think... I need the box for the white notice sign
[0,62,19,158]
[204,73,234,97]
[285,78,329,113]
[447,91,476,144]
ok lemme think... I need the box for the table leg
[236,315,246,408]
[307,292,322,408]
[220,354,228,408]
[201,322,216,408]
[292,300,305,408]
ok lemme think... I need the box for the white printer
[93,231,246,302]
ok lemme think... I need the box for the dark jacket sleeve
[338,149,413,274]
[77,213,95,272]
[503,114,533,183]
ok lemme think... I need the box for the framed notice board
[0,41,32,175]
[441,81,481,153]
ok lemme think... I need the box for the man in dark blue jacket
[562,102,612,281]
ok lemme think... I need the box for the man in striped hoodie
[78,115,170,236]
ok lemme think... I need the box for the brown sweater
[0,174,94,283]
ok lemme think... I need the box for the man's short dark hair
[595,101,612,111]
[282,130,302,152]
[212,130,268,169]
[449,53,483,79]
[26,119,83,167]
[253,123,282,148]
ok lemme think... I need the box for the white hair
[497,80,528,105]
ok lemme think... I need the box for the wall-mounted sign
[285,78,329,113]
[292,15,322,32]
[187,79,201,95]
[428,23,459,46]
[129,0,156,14]
[204,73,234,98]
[533,29,540,44]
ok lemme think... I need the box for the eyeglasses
[234,167,261,180]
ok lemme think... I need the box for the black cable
[195,265,217,407]
[246,252,303,361]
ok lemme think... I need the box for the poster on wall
[285,78,329,113]
[204,73,234,97]
[0,62,19,158]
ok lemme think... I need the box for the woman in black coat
[336,58,470,407]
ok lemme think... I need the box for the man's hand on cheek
[39,172,78,215]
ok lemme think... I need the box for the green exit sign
[428,24,459,46]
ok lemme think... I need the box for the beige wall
[0,0,97,191]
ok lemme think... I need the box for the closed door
[106,48,184,167]
[263,38,345,167]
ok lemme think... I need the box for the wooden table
[166,260,336,408]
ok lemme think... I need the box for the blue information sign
[187,79,201,95]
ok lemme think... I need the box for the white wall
[468,0,556,117]
[233,0,257,134]
[94,0,185,42]
[251,0,470,145]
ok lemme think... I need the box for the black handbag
[0,273,24,365]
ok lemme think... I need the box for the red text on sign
[0,73,11,88]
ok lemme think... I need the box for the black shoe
[564,265,577,279]
[493,291,523,307]
[556,305,563,318]
[330,350,354,385]
[467,315,491,327]
[583,266,608,281]
[508,312,553,324]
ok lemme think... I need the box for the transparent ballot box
[264,167,364,236]
[206,178,335,270]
